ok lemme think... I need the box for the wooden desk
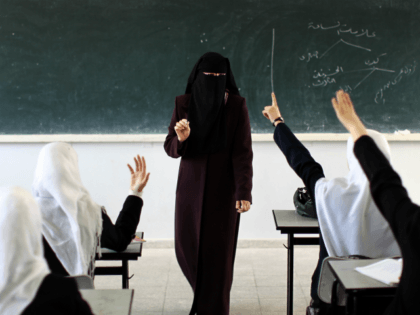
[80,289,134,315]
[95,232,144,289]
[328,259,397,315]
[272,210,319,315]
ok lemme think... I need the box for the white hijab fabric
[32,142,102,276]
[315,130,401,258]
[0,186,50,315]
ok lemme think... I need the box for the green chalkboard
[0,0,419,134]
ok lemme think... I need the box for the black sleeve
[273,123,325,202]
[353,135,420,243]
[100,195,143,252]
[22,274,93,315]
[354,135,420,315]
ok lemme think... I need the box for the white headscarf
[315,130,401,258]
[0,186,50,315]
[32,142,102,276]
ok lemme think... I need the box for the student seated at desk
[32,142,150,276]
[262,94,400,314]
[332,90,420,315]
[0,186,93,315]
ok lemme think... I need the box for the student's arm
[331,89,420,241]
[232,98,253,207]
[164,97,189,158]
[101,196,143,251]
[101,154,148,251]
[263,93,324,200]
[273,123,324,200]
[353,136,420,240]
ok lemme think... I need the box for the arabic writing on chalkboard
[308,21,376,37]
[374,62,417,104]
[299,21,417,104]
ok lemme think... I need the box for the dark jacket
[22,274,93,315]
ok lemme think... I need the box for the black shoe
[306,305,322,315]
[306,299,322,315]
[306,298,333,315]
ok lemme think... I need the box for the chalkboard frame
[0,133,419,143]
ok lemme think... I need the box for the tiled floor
[94,245,320,315]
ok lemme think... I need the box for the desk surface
[272,210,319,233]
[97,231,144,261]
[80,289,134,315]
[329,259,398,292]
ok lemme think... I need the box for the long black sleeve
[354,135,420,315]
[354,136,420,242]
[101,195,143,252]
[22,274,93,315]
[274,123,325,202]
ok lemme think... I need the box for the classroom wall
[1,139,420,239]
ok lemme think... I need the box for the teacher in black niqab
[186,52,240,155]
[165,51,253,315]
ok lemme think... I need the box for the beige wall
[1,139,420,239]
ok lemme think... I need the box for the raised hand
[262,92,282,125]
[236,200,251,213]
[331,90,368,141]
[174,119,191,142]
[127,155,151,194]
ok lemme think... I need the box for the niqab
[0,186,50,315]
[32,142,103,276]
[315,130,401,257]
[185,52,240,155]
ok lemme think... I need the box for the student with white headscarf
[32,142,150,276]
[262,93,400,315]
[0,186,93,315]
[332,89,419,315]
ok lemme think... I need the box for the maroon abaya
[164,93,253,315]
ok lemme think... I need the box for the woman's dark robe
[164,94,253,315]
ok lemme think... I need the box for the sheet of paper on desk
[355,258,402,286]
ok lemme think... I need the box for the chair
[318,256,347,312]
[317,255,396,315]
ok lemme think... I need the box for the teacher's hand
[236,200,251,213]
[174,119,190,142]
[127,155,151,194]
[331,90,368,141]
[262,93,282,126]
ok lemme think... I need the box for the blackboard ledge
[0,133,419,143]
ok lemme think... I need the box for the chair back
[318,255,373,306]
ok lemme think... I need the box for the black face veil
[185,52,240,156]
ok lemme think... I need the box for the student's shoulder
[40,274,79,292]
[27,274,93,315]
